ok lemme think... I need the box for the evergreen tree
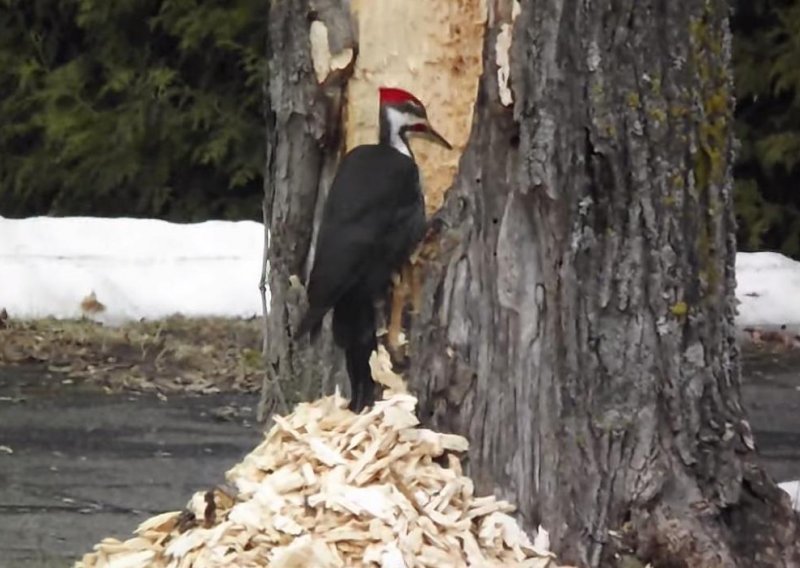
[733,0,800,257]
[0,0,265,221]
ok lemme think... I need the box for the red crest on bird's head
[379,87,424,108]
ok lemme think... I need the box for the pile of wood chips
[75,350,565,568]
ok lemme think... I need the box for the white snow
[2,217,800,330]
[0,216,266,324]
[735,251,800,332]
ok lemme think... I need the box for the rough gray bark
[260,0,800,565]
[258,0,355,421]
[408,1,800,567]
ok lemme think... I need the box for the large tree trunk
[260,0,800,565]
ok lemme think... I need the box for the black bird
[296,87,452,412]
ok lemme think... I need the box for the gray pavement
[0,367,261,567]
[740,346,800,482]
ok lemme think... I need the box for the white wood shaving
[75,366,567,568]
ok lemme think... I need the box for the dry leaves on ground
[0,316,263,394]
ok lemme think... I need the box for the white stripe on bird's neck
[385,107,412,157]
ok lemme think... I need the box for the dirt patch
[0,316,264,395]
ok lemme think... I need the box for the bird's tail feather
[345,337,376,412]
[333,287,377,412]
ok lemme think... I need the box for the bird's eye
[404,101,426,118]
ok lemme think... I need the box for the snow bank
[2,216,800,329]
[0,216,266,324]
[735,252,800,332]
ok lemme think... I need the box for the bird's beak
[422,121,452,150]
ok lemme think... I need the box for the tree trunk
[408,1,800,566]
[258,0,357,421]
[260,0,800,565]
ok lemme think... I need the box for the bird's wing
[305,146,421,312]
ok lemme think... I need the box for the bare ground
[0,316,264,395]
[0,318,798,566]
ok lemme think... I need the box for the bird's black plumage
[296,144,427,411]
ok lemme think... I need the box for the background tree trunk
[260,0,800,565]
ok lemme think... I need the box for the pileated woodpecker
[296,87,452,412]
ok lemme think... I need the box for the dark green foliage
[0,0,265,221]
[733,0,800,258]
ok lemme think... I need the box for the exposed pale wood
[345,0,485,214]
